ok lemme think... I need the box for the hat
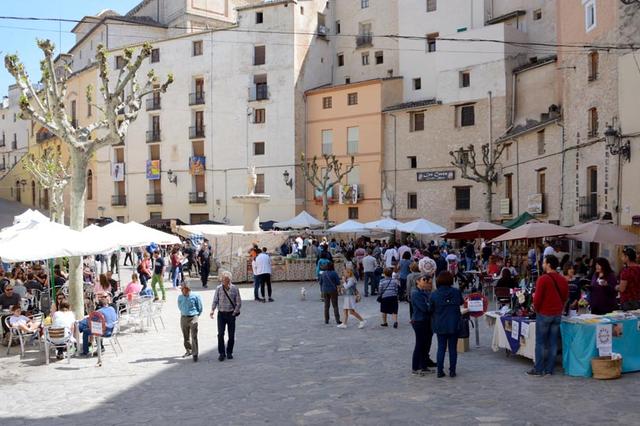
[4,283,14,290]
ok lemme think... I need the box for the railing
[189,192,207,204]
[111,194,127,206]
[356,33,373,47]
[189,126,205,139]
[36,131,55,142]
[249,85,269,101]
[189,92,205,105]
[588,129,598,138]
[146,97,161,111]
[579,195,598,222]
[146,193,163,205]
[146,130,161,143]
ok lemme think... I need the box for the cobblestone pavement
[0,272,638,426]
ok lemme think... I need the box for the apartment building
[0,86,31,180]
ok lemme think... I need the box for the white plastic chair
[5,314,43,358]
[148,302,166,332]
[98,320,123,356]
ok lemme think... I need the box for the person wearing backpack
[527,255,568,377]
[430,271,463,378]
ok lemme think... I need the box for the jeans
[217,311,236,356]
[322,291,340,324]
[412,320,433,371]
[399,278,407,301]
[436,333,458,374]
[465,257,474,271]
[180,315,198,356]
[363,272,375,296]
[151,273,165,301]
[171,265,182,287]
[78,319,113,355]
[253,275,261,300]
[259,273,272,299]
[124,252,133,266]
[139,273,149,290]
[534,313,561,374]
[200,262,210,287]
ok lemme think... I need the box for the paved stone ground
[0,270,638,426]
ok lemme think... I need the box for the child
[124,273,143,301]
[8,305,40,333]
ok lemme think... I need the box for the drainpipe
[559,121,565,224]
[488,91,493,163]
[389,113,398,219]
[516,138,520,215]
[511,72,517,126]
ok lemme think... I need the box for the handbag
[221,286,240,317]
[458,313,471,338]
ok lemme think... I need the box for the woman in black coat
[430,272,464,378]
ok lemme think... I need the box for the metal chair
[4,314,43,358]
[494,287,512,308]
[148,302,166,332]
[98,320,123,356]
[43,326,74,364]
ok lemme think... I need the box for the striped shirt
[378,278,399,299]
[211,283,242,314]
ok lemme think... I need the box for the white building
[0,85,31,181]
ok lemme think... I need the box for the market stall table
[486,311,536,360]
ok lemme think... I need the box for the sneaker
[437,371,446,378]
[380,323,388,327]
[268,298,274,302]
[337,324,347,329]
[526,369,544,377]
[426,359,437,368]
[420,369,431,376]
[393,322,398,329]
[358,320,367,329]
[227,354,233,360]
[449,372,457,378]
[411,370,421,376]
[183,351,192,358]
[255,298,264,302]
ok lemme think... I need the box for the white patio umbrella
[397,218,446,235]
[92,221,181,247]
[365,217,402,232]
[123,221,181,246]
[567,220,640,245]
[274,211,323,229]
[13,209,49,225]
[327,220,369,233]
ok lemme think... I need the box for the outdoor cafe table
[561,317,640,377]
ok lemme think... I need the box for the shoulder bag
[221,286,240,317]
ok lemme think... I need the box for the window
[457,104,475,127]
[361,0,369,8]
[300,6,304,14]
[115,55,125,69]
[151,48,160,63]
[322,96,332,109]
[71,100,77,127]
[345,77,351,84]
[533,9,542,21]
[192,40,203,56]
[254,45,265,66]
[362,52,370,65]
[348,207,359,219]
[584,0,596,32]
[413,78,422,90]
[322,129,333,154]
[455,187,471,210]
[87,170,93,200]
[537,170,546,194]
[347,92,358,106]
[588,51,598,81]
[253,141,265,156]
[255,173,265,194]
[408,192,418,209]
[427,0,437,12]
[460,71,470,88]
[336,20,341,34]
[150,212,162,220]
[347,127,359,154]
[337,53,344,67]
[537,129,546,155]
[588,107,598,137]
[254,108,265,123]
[408,156,417,169]
[505,174,513,199]
[347,166,360,185]
[505,143,511,161]
[256,12,264,24]
[87,98,92,117]
[375,51,383,64]
[426,32,438,52]
[410,112,425,132]
[190,213,209,224]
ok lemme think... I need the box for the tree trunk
[322,189,329,230]
[484,181,493,222]
[68,149,88,319]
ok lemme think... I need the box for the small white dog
[300,287,307,301]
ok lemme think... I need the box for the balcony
[499,198,512,216]
[249,85,269,101]
[579,195,599,222]
[189,126,205,139]
[146,97,161,111]
[189,92,205,106]
[111,194,127,206]
[146,130,161,143]
[317,25,328,39]
[36,130,55,143]
[189,192,207,204]
[356,33,373,48]
[11,140,17,150]
[146,193,163,205]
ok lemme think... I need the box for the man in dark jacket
[430,272,464,378]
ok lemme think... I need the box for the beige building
[304,78,402,223]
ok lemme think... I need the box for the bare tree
[449,143,506,221]
[5,39,173,318]
[301,153,355,229]
[23,147,70,224]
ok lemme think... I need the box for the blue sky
[0,1,141,97]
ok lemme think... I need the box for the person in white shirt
[50,300,76,359]
[255,248,274,302]
[384,245,399,269]
[543,241,556,258]
[362,250,378,296]
[397,244,411,261]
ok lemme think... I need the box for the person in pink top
[124,273,143,301]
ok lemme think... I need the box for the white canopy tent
[83,221,181,248]
[327,220,369,234]
[274,211,323,230]
[365,218,402,232]
[397,218,446,235]
[13,209,49,225]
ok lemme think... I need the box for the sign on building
[189,156,205,175]
[527,193,543,214]
[417,170,455,181]
[146,160,161,180]
[499,198,511,215]
[338,184,359,204]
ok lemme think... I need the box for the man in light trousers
[178,283,203,362]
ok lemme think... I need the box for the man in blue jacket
[430,271,464,378]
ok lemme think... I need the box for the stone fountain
[232,166,271,232]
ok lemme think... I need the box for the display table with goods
[226,254,347,283]
[485,287,537,359]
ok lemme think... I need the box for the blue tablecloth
[561,318,640,377]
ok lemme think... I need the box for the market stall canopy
[441,221,508,240]
[13,209,49,225]
[274,211,323,230]
[567,220,640,245]
[327,220,369,233]
[124,221,181,246]
[177,224,245,238]
[365,218,402,232]
[142,217,186,230]
[96,221,180,247]
[398,218,446,235]
[490,222,578,242]
[0,221,117,262]
[503,212,535,229]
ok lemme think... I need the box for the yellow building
[304,78,402,223]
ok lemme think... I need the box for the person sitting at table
[124,273,143,301]
[51,292,67,314]
[50,300,76,359]
[77,298,117,356]
[496,268,518,289]
[486,255,501,277]
[501,258,518,278]
[589,257,618,315]
[94,274,112,298]
[0,283,21,310]
[8,304,40,333]
[0,270,10,293]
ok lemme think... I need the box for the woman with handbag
[411,273,436,375]
[377,268,400,328]
[430,271,464,378]
[338,269,366,329]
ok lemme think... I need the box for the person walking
[527,255,568,377]
[256,248,274,302]
[177,283,202,362]
[150,250,166,302]
[123,248,134,267]
[411,273,436,375]
[210,270,241,361]
[137,252,152,291]
[319,262,341,325]
[430,271,464,378]
[170,247,183,289]
[338,269,366,329]
[197,242,211,288]
[362,250,377,297]
[249,246,264,302]
[378,268,399,328]
[618,248,640,310]
[397,251,413,301]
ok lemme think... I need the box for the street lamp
[167,169,178,185]
[604,124,631,162]
[282,170,293,189]
[450,146,471,168]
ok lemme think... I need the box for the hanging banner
[189,156,206,175]
[338,184,359,205]
[112,163,125,182]
[146,160,161,180]
[314,186,333,203]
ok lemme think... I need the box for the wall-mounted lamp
[282,170,293,189]
[604,124,631,162]
[167,169,178,185]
